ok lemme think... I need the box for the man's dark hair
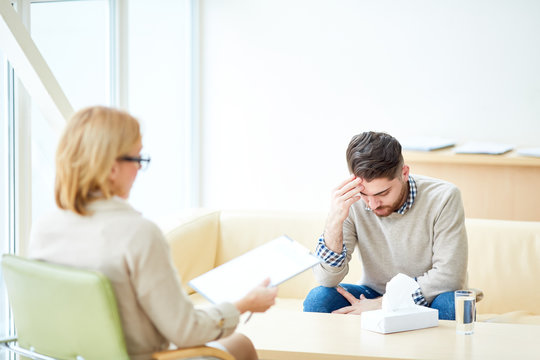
[346,131,404,181]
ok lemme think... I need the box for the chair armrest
[0,338,57,360]
[0,337,17,344]
[152,345,235,360]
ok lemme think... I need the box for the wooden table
[237,308,540,360]
[403,149,540,221]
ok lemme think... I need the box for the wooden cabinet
[404,150,540,221]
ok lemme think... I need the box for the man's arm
[313,175,363,287]
[416,186,468,304]
[323,175,362,252]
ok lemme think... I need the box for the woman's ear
[108,161,120,183]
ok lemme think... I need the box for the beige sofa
[158,209,540,324]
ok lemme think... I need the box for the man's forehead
[360,177,399,195]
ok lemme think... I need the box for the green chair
[0,254,234,360]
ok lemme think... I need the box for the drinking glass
[455,290,476,334]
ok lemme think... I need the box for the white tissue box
[361,305,438,334]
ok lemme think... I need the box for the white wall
[199,0,540,212]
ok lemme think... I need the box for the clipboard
[188,235,322,304]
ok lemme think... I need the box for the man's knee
[303,286,340,313]
[430,291,456,320]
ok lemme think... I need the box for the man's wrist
[316,235,347,267]
[411,287,428,306]
[322,228,343,253]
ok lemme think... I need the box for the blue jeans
[303,284,456,320]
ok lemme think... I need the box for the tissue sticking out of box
[381,273,420,312]
[361,273,439,334]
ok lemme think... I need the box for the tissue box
[361,305,438,334]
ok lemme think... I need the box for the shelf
[404,149,540,168]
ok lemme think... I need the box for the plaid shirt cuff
[411,287,429,306]
[315,235,347,267]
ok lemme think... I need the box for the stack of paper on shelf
[400,137,456,151]
[454,142,514,155]
[516,147,540,158]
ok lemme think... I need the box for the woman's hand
[234,278,278,314]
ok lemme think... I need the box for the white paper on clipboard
[188,235,322,304]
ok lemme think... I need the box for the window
[126,0,196,220]
[0,2,196,355]
[0,0,114,352]
[30,0,111,222]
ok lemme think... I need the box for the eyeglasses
[117,155,151,171]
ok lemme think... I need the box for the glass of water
[455,290,476,334]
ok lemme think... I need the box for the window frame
[1,0,121,351]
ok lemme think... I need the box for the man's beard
[372,180,409,217]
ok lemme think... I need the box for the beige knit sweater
[313,175,468,303]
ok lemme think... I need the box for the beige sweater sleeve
[312,216,357,287]
[416,186,468,303]
[128,222,240,347]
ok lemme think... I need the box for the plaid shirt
[316,176,429,306]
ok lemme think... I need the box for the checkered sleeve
[411,287,429,306]
[315,234,347,267]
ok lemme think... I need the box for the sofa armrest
[157,210,221,294]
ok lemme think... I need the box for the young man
[303,131,467,320]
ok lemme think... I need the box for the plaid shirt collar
[364,175,417,215]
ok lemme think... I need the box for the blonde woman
[29,106,277,360]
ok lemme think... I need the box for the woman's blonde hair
[55,106,141,215]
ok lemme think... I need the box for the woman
[29,106,277,360]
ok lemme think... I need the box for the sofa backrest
[159,209,362,297]
[215,210,362,299]
[465,218,540,315]
[161,210,540,315]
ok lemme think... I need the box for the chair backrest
[1,254,130,360]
